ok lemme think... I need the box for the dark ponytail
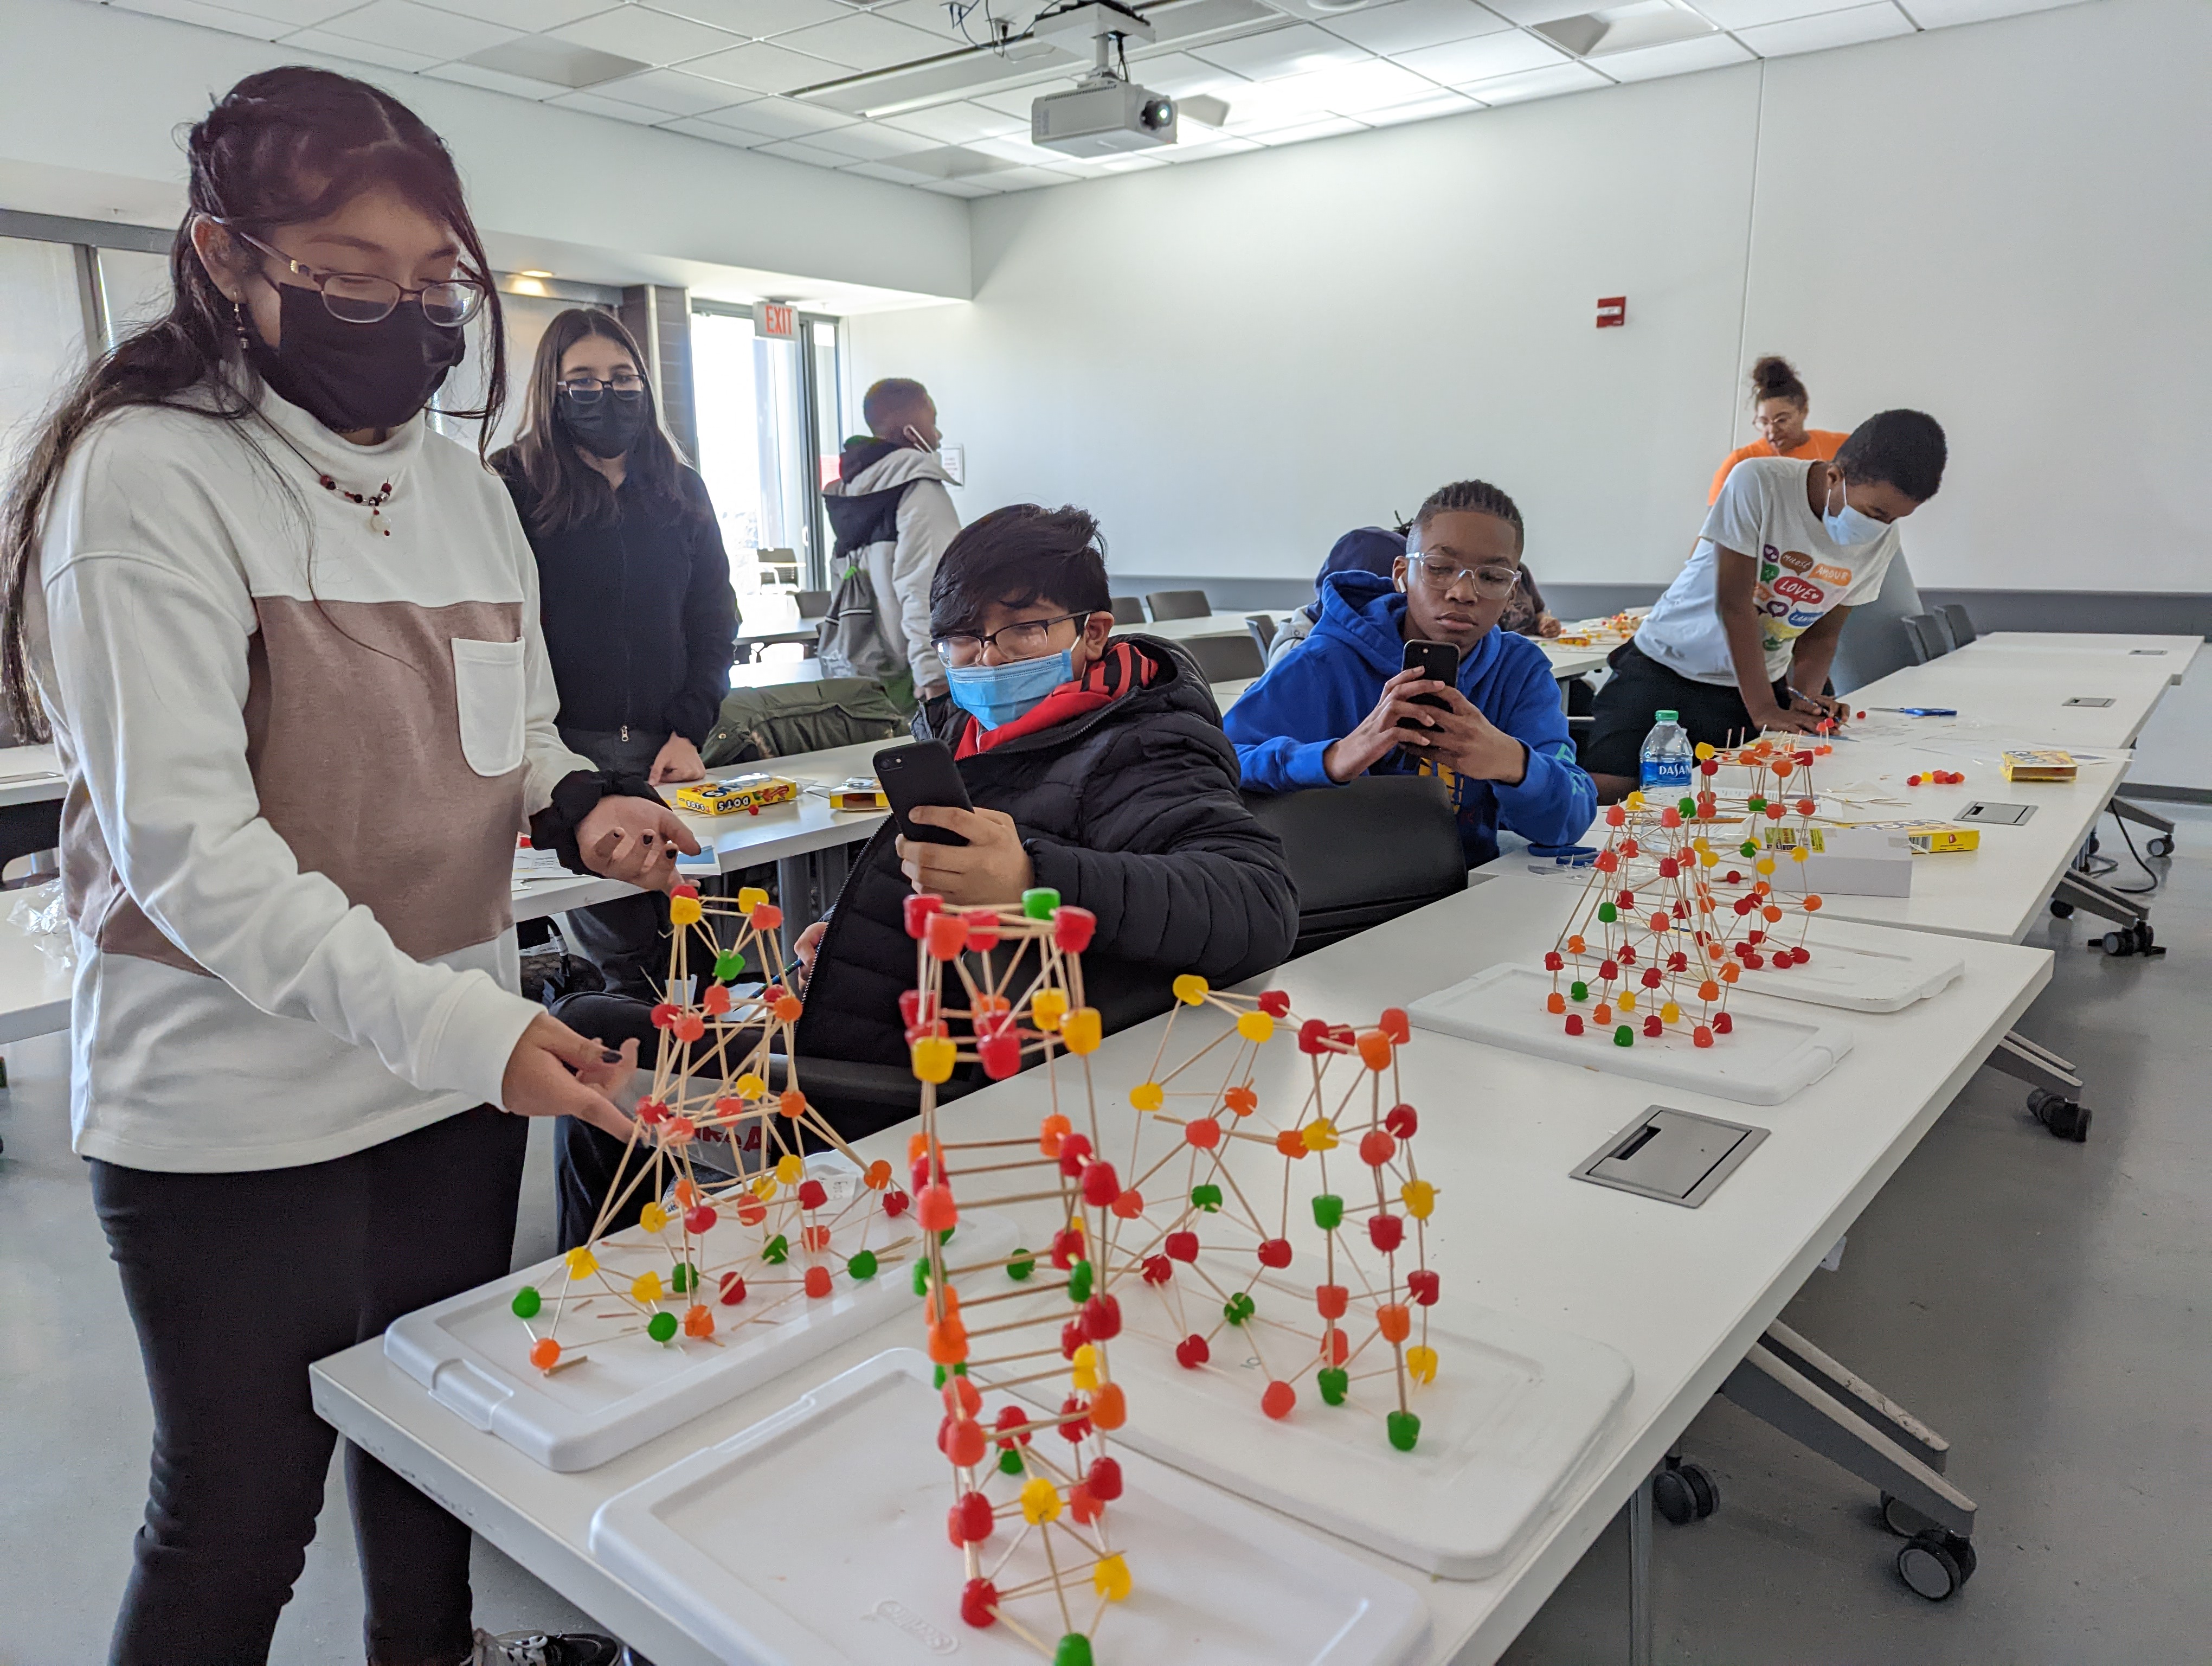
[1748,355,1808,408]
[0,66,504,738]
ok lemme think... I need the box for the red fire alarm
[1596,296,1626,329]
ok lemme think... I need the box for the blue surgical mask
[944,649,1075,730]
[1822,481,1887,547]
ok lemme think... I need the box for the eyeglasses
[219,222,487,328]
[934,612,1086,668]
[1410,556,1521,600]
[558,374,647,402]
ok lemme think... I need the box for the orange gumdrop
[1699,979,1721,1002]
[1356,1030,1393,1072]
[529,1337,561,1370]
[1038,1113,1070,1157]
[773,995,803,1023]
[928,1320,969,1365]
[1803,895,1824,912]
[1546,991,1566,1015]
[683,1303,714,1338]
[1089,1382,1127,1431]
[909,1131,934,1162]
[1223,1085,1258,1117]
[777,1088,806,1119]
[1566,934,1587,955]
[1593,1003,1612,1024]
[673,1177,699,1208]
[1276,1129,1306,1158]
[802,1223,832,1252]
[1719,962,1741,984]
[864,1159,892,1191]
[1377,1304,1412,1343]
[1763,905,1784,923]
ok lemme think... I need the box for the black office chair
[1901,614,1951,665]
[1939,603,1976,646]
[1144,590,1211,622]
[1243,776,1467,958]
[1182,631,1265,683]
[1245,614,1277,657]
[1108,596,1144,625]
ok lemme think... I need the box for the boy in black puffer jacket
[551,503,1298,1247]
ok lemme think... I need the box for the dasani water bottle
[1639,709,1693,796]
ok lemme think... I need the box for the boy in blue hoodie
[1226,480,1596,867]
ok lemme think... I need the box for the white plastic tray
[1409,963,1854,1105]
[384,1163,1015,1471]
[588,1349,1431,1666]
[1730,930,1964,1013]
[1107,1292,1632,1579]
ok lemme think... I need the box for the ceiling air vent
[1531,0,1716,56]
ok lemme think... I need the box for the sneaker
[469,1630,653,1666]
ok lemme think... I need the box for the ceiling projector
[1030,2,1177,157]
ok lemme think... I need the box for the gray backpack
[817,479,911,681]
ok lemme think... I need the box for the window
[0,236,89,460]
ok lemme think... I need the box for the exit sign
[754,302,798,339]
[1595,296,1626,328]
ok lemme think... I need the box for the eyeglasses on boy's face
[558,373,647,403]
[220,222,487,328]
[933,612,1088,668]
[1409,555,1521,600]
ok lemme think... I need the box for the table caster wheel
[2028,1088,2092,1142]
[2146,835,2173,858]
[2101,928,2134,956]
[1898,1528,1976,1600]
[2049,900,2074,919]
[2134,922,2164,958]
[1654,1461,1719,1524]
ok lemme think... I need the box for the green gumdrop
[1066,1260,1094,1303]
[933,1361,968,1389]
[1677,796,1697,816]
[1223,1291,1256,1326]
[1387,1409,1421,1452]
[713,949,745,982]
[647,1311,679,1343]
[998,1447,1025,1476]
[1317,1366,1349,1406]
[1614,1025,1635,1048]
[1570,979,1590,1002]
[1022,887,1062,920]
[511,1285,541,1319]
[848,1250,878,1281]
[938,1226,956,1246]
[1053,1635,1095,1666]
[1739,840,1759,857]
[763,1234,790,1264]
[1191,1183,1224,1213]
[1747,795,1767,812]
[912,1260,931,1296]
[1597,901,1618,923]
[670,1261,699,1294]
[1311,1193,1344,1231]
[1007,1250,1036,1281]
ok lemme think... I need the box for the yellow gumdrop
[639,1202,669,1233]
[564,1247,597,1280]
[1301,1118,1339,1153]
[1400,1178,1436,1219]
[734,1072,767,1099]
[1661,1001,1681,1023]
[1406,1345,1438,1385]
[1691,836,1712,853]
[631,1270,663,1304]
[1062,1007,1103,1055]
[1754,856,1777,876]
[775,1154,805,1185]
[1791,844,1811,863]
[1129,1081,1164,1112]
[668,895,703,926]
[1625,790,1646,809]
[1618,989,1637,1011]
[736,886,769,915]
[1693,742,1715,761]
[752,1175,777,1199]
[1094,1552,1132,1601]
[1172,973,1208,1005]
[910,1033,956,1084]
[1031,988,1069,1033]
[1700,848,1720,868]
[1237,1009,1276,1043]
[1070,1343,1100,1391]
[1020,1477,1062,1524]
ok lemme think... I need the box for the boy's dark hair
[863,376,930,437]
[1749,354,1809,407]
[1835,410,1947,503]
[930,504,1111,638]
[1412,479,1525,551]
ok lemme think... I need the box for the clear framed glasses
[933,611,1086,668]
[218,221,487,328]
[1411,556,1521,600]
[558,373,648,403]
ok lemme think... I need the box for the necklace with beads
[314,469,395,534]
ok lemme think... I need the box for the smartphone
[874,740,973,846]
[1398,639,1458,728]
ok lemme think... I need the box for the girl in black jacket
[495,308,735,995]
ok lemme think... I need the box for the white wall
[0,0,972,305]
[848,0,2212,593]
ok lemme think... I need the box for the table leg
[1626,1468,1654,1666]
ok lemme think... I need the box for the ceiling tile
[916,176,1000,196]
[1898,0,2085,25]
[879,99,1027,141]
[545,87,685,121]
[866,0,980,43]
[1596,30,1752,75]
[465,33,649,86]
[677,92,858,133]
[795,117,944,156]
[1247,113,1369,143]
[840,157,940,183]
[1693,0,1859,28]
[756,135,861,165]
[415,0,610,28]
[1319,0,1510,54]
[985,164,1085,190]
[214,0,372,26]
[1477,0,1598,23]
[684,37,849,89]
[1101,52,1246,95]
[1159,132,1266,160]
[1300,56,1451,111]
[550,5,744,64]
[653,0,852,34]
[424,59,572,97]
[585,65,750,111]
[279,25,447,67]
[966,131,1081,165]
[775,11,952,69]
[1397,27,1567,81]
[107,0,291,39]
[1737,0,1914,52]
[970,75,1090,117]
[660,113,775,145]
[1462,57,1609,95]
[1360,87,1482,121]
[1192,21,1370,76]
[307,0,518,58]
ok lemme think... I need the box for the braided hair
[1412,480,1525,551]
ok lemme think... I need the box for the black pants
[558,727,672,1001]
[1581,639,1791,780]
[91,1106,528,1666]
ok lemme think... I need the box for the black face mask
[557,387,651,459]
[245,283,466,434]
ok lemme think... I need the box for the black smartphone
[874,740,973,846]
[1398,638,1458,728]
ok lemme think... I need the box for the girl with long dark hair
[0,66,693,1665]
[493,308,734,998]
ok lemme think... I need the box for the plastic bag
[8,879,74,969]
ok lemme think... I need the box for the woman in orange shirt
[1709,355,1849,502]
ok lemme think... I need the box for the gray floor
[2,808,2206,1665]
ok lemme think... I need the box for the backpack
[700,676,910,767]
[816,481,911,682]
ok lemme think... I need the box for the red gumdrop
[1660,806,1682,828]
[1261,1380,1296,1420]
[978,1029,1022,1080]
[672,1011,706,1043]
[636,1099,668,1125]
[1641,966,1663,989]
[1142,1254,1173,1284]
[718,1271,748,1305]
[925,910,969,961]
[1056,1132,1094,1178]
[1378,1007,1411,1043]
[700,983,732,1015]
[1604,804,1627,826]
[1668,950,1689,971]
[902,893,943,940]
[1315,1283,1349,1319]
[1700,757,1720,776]
[882,1189,909,1218]
[1060,1320,1086,1360]
[915,1185,958,1232]
[1693,1025,1714,1048]
[1742,952,1765,969]
[684,1204,717,1234]
[1643,1015,1663,1037]
[1359,1128,1397,1168]
[1594,849,1619,873]
[1052,905,1097,953]
[803,1265,832,1298]
[1068,1482,1102,1526]
[897,989,933,1029]
[1081,1293,1122,1340]
[1175,1333,1210,1368]
[962,909,1001,951]
[949,1490,994,1546]
[650,1003,679,1030]
[960,1578,999,1629]
[1111,1188,1144,1220]
[1256,989,1291,1017]
[1407,1267,1440,1306]
[1088,1455,1124,1501]
[1565,1014,1586,1036]
[1058,1394,1093,1442]
[1324,1327,1350,1366]
[1618,943,1637,964]
[750,903,783,931]
[1080,1159,1120,1208]
[1297,1017,1334,1055]
[944,1419,986,1467]
[1185,1117,1221,1150]
[1543,950,1564,971]
[1165,1230,1199,1263]
[1256,1237,1293,1269]
[910,1155,933,1194]
[1386,1103,1419,1139]
[1369,1213,1406,1253]
[1713,1011,1734,1034]
[1050,1227,1085,1268]
[797,1179,828,1211]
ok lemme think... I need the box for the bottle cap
[1656,710,1679,723]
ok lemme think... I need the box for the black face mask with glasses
[556,374,651,459]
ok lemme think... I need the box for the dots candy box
[672,774,799,817]
[2001,748,2078,783]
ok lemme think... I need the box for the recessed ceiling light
[464,36,648,89]
[1532,0,1715,56]
[517,269,555,279]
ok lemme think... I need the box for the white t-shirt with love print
[1637,457,1899,687]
